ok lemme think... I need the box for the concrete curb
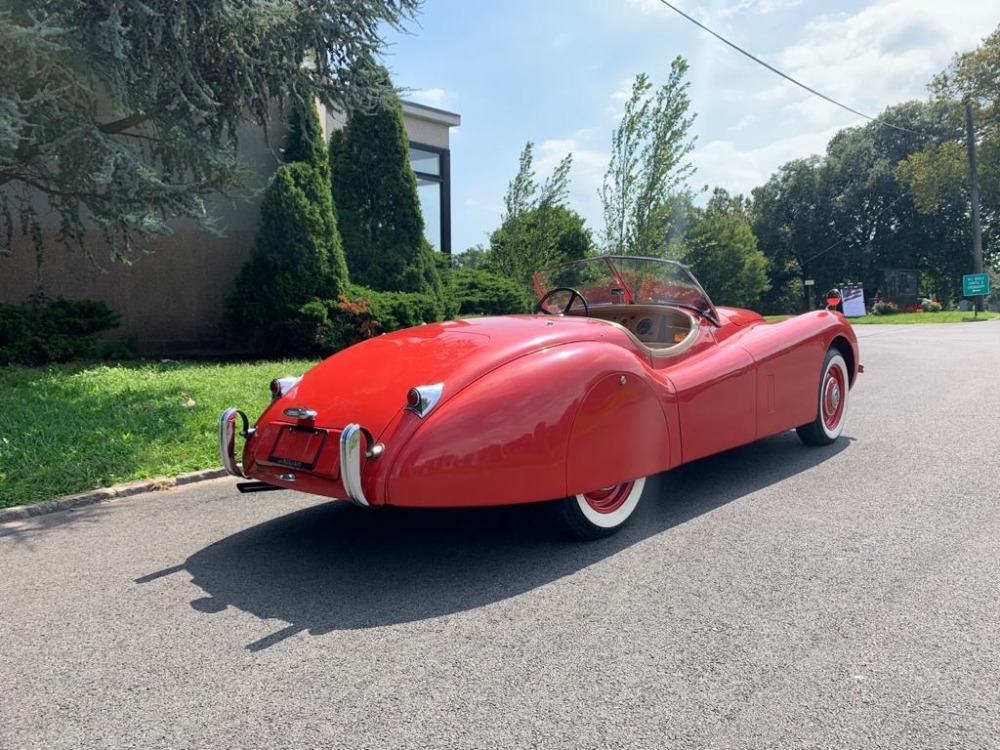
[0,468,230,522]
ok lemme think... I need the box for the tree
[223,106,348,355]
[329,61,442,303]
[284,99,330,175]
[897,28,1000,276]
[453,245,489,270]
[684,189,770,309]
[486,142,591,287]
[751,98,966,311]
[751,157,828,313]
[0,0,419,265]
[600,59,696,256]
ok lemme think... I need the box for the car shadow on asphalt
[140,431,852,650]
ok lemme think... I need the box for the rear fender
[566,373,670,496]
[385,342,672,508]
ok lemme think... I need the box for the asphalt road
[3,322,999,750]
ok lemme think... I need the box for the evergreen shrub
[0,298,121,365]
[871,300,899,315]
[444,267,532,316]
[298,285,445,354]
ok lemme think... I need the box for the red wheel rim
[822,363,846,430]
[582,481,634,514]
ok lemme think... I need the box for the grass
[850,310,998,324]
[0,359,313,509]
[765,310,998,324]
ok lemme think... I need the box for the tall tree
[685,189,770,309]
[223,162,347,355]
[222,102,348,354]
[329,61,441,301]
[487,141,590,287]
[751,157,830,313]
[898,28,1000,275]
[753,99,960,311]
[0,0,419,265]
[600,58,696,257]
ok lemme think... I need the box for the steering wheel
[534,287,590,317]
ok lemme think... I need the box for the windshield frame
[533,255,719,324]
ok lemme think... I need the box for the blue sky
[382,0,1000,255]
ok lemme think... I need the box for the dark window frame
[409,142,452,255]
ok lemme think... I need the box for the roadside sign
[803,279,815,286]
[963,273,990,297]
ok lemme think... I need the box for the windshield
[533,256,717,320]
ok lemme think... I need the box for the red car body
[220,256,859,538]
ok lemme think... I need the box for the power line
[655,0,934,140]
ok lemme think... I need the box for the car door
[662,324,757,464]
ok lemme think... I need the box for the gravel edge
[0,468,230,522]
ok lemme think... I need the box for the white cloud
[464,198,502,217]
[728,114,760,132]
[536,133,609,231]
[408,88,452,109]
[690,126,843,198]
[720,0,801,18]
[768,0,1000,125]
[626,0,673,14]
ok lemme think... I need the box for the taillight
[269,376,302,400]
[405,383,444,417]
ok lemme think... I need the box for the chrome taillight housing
[269,376,302,400]
[405,383,444,417]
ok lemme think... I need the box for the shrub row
[276,267,531,358]
[0,299,121,365]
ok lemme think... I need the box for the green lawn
[765,311,998,324]
[849,310,998,324]
[0,360,313,509]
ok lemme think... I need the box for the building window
[409,144,451,254]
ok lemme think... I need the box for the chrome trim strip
[339,424,370,507]
[218,408,248,478]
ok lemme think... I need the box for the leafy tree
[0,0,419,265]
[486,142,591,287]
[223,107,347,354]
[897,28,1000,277]
[684,189,769,309]
[600,59,696,256]
[453,245,489,270]
[751,157,829,312]
[329,61,442,306]
[752,98,966,312]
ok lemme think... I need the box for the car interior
[576,304,700,355]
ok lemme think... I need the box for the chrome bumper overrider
[339,424,370,507]
[219,408,249,478]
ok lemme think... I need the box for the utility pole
[965,101,985,313]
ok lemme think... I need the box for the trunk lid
[276,315,631,436]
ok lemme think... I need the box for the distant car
[220,255,860,539]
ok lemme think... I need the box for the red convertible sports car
[220,255,860,539]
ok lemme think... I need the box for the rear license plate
[268,425,328,470]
